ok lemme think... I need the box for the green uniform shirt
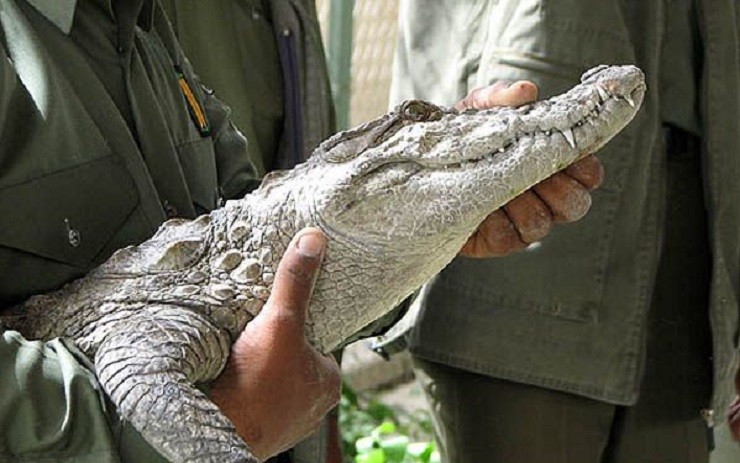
[390,0,739,413]
[162,0,335,175]
[162,0,285,175]
[659,0,702,135]
[0,0,259,460]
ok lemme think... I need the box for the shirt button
[64,218,82,248]
[164,201,178,218]
[117,44,125,54]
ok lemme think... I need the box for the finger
[454,81,512,110]
[564,155,605,191]
[503,191,553,243]
[455,81,538,111]
[260,228,326,334]
[533,173,592,223]
[460,210,527,257]
[729,396,740,441]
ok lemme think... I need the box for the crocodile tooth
[562,129,576,148]
[597,87,609,102]
[624,95,636,108]
[213,250,243,271]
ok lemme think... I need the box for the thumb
[255,227,326,339]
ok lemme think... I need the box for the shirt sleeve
[200,83,264,200]
[0,330,121,462]
[0,331,172,463]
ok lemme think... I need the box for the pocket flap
[0,156,139,268]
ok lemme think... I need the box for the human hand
[209,228,341,460]
[456,81,605,258]
[730,368,740,441]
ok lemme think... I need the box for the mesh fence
[316,0,400,126]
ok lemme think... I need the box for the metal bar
[327,0,355,130]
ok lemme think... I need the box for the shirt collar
[24,0,155,35]
[25,0,77,34]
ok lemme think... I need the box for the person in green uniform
[0,0,606,461]
[0,1,341,461]
[385,1,740,462]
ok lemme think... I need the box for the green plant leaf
[356,448,386,463]
[373,421,397,437]
[356,436,378,454]
[379,435,409,462]
[343,383,360,407]
[406,442,434,460]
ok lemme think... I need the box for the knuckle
[560,188,592,222]
[506,193,552,243]
[285,263,314,285]
[521,211,553,242]
[320,373,342,407]
[270,303,303,325]
[567,155,605,190]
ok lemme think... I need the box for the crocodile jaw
[297,65,645,351]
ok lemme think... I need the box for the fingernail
[296,231,325,258]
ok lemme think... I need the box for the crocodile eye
[400,100,443,122]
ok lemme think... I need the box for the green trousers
[414,127,714,463]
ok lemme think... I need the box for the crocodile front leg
[94,306,256,463]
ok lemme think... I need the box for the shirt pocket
[0,155,139,304]
[476,0,636,96]
[446,0,640,323]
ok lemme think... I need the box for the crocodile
[1,65,645,462]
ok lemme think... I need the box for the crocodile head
[259,64,646,350]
